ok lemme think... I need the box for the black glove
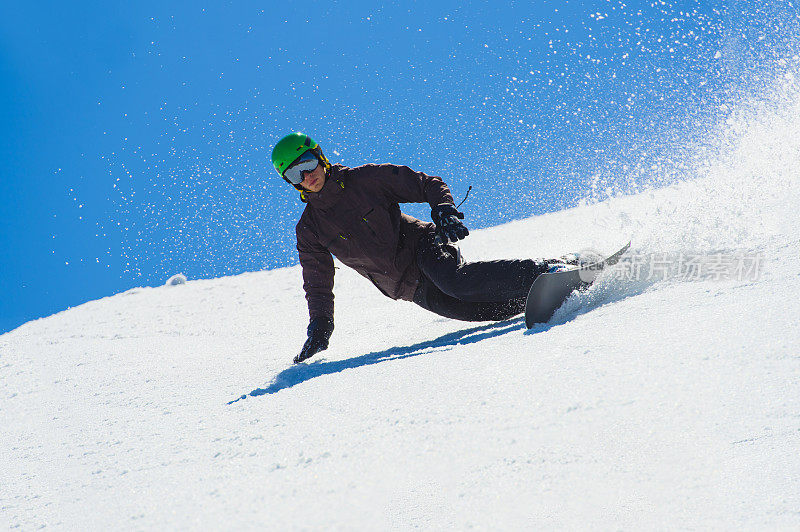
[431,204,469,243]
[294,317,334,363]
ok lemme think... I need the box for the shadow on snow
[228,319,527,404]
[227,275,652,404]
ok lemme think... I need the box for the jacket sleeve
[370,164,455,208]
[296,220,335,321]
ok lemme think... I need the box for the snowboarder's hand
[431,204,469,243]
[294,317,334,363]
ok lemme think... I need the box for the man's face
[300,161,326,193]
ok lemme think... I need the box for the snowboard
[524,241,631,328]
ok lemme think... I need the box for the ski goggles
[282,151,319,185]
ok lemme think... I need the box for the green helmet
[271,132,329,179]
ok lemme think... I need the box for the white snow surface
[3,83,800,530]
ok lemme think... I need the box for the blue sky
[1,1,795,333]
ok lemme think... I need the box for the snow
[3,83,800,530]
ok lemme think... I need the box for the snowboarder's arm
[296,221,335,321]
[370,164,455,209]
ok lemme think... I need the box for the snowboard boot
[543,253,582,273]
[546,261,578,274]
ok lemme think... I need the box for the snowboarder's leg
[416,237,549,302]
[412,274,526,321]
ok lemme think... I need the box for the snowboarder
[272,132,575,363]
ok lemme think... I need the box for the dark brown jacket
[296,163,455,319]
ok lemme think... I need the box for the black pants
[412,237,549,321]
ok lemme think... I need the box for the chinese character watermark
[605,252,765,282]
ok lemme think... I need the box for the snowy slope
[3,82,800,530]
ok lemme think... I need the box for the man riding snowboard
[272,132,576,363]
